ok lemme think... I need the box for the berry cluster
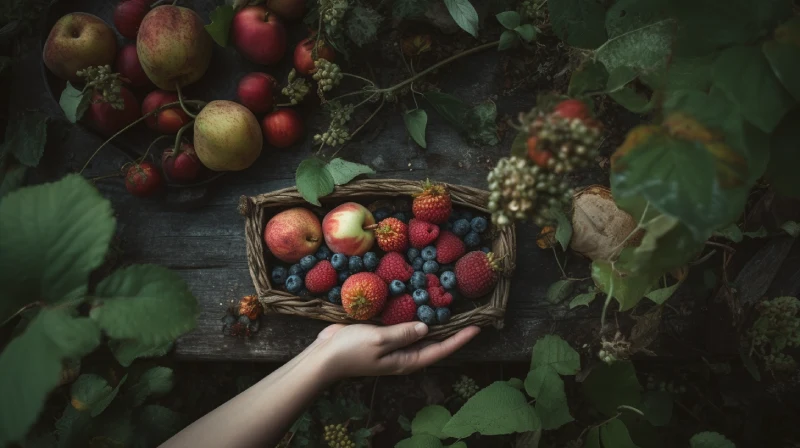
[453,375,480,400]
[319,0,348,32]
[323,424,355,448]
[281,69,311,105]
[313,59,343,93]
[749,296,799,371]
[77,65,124,110]
[314,101,353,147]
[519,0,548,24]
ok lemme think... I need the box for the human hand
[311,322,480,379]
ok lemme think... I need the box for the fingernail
[415,322,428,336]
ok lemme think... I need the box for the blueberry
[373,208,391,221]
[300,255,318,271]
[338,271,350,284]
[421,246,437,261]
[328,286,342,304]
[410,271,427,290]
[315,245,332,260]
[464,231,481,248]
[288,264,303,276]
[349,255,364,273]
[423,260,439,274]
[461,210,474,221]
[440,271,456,290]
[271,266,288,286]
[392,211,409,223]
[285,275,303,293]
[471,216,488,233]
[436,307,452,324]
[389,280,406,296]
[331,253,348,271]
[363,252,379,271]
[481,246,491,254]
[438,264,454,273]
[412,289,429,306]
[407,247,420,262]
[417,305,436,325]
[412,257,424,271]
[452,219,470,236]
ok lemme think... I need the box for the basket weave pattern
[241,179,516,340]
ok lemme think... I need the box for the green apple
[322,202,376,256]
[193,100,263,171]
[43,13,116,82]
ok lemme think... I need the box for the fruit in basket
[261,109,304,148]
[265,0,305,20]
[440,271,456,290]
[416,305,436,325]
[422,260,439,274]
[381,294,417,325]
[305,260,338,295]
[375,252,414,284]
[452,219,470,236]
[114,0,150,40]
[125,161,162,197]
[464,231,481,248]
[142,90,191,134]
[43,13,117,82]
[412,289,428,305]
[285,275,304,294]
[238,73,278,114]
[322,202,376,256]
[375,217,409,252]
[363,252,378,271]
[264,208,323,263]
[137,5,212,90]
[389,280,406,296]
[435,231,466,264]
[429,286,453,308]
[341,272,388,320]
[455,251,500,299]
[436,308,451,324]
[409,218,440,249]
[194,100,263,171]
[116,44,151,87]
[232,6,287,65]
[410,271,427,290]
[85,87,140,137]
[327,286,342,304]
[293,38,335,76]
[412,181,452,224]
[348,255,364,273]
[161,142,205,183]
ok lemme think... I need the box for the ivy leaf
[396,434,444,448]
[766,110,800,197]
[585,427,601,448]
[0,161,27,198]
[346,6,382,47]
[547,0,607,49]
[0,111,48,167]
[569,290,598,309]
[714,223,743,242]
[524,366,573,430]
[591,260,659,311]
[0,309,101,446]
[90,265,198,347]
[605,0,667,37]
[530,334,580,375]
[411,405,451,439]
[404,109,428,148]
[582,361,642,416]
[498,30,518,50]
[296,157,335,206]
[133,405,185,448]
[515,24,536,42]
[205,5,235,47]
[507,377,524,390]
[55,404,92,448]
[442,381,540,438]
[326,158,375,185]
[443,0,479,37]
[644,280,682,305]
[548,208,572,251]
[424,91,468,128]
[600,419,639,448]
[510,131,528,158]
[568,59,609,96]
[781,221,799,237]
[126,367,174,407]
[609,86,655,113]
[546,280,575,305]
[496,11,520,29]
[59,82,91,124]
[0,175,115,322]
[70,374,128,417]
[640,390,672,426]
[464,100,499,146]
[595,19,673,74]
[109,340,173,368]
[762,41,800,102]
[690,432,735,448]
[393,0,430,19]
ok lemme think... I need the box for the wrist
[299,339,344,387]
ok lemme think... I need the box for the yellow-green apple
[322,203,376,256]
[193,100,263,171]
[136,5,212,90]
[264,208,322,263]
[43,13,117,82]
[231,6,287,65]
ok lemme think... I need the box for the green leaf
[714,223,743,242]
[530,334,580,375]
[766,110,800,197]
[393,0,430,18]
[585,427,601,448]
[739,346,761,381]
[346,6,382,47]
[91,265,198,346]
[548,208,572,251]
[498,30,519,50]
[635,214,679,254]
[591,260,659,311]
[396,434,444,448]
[398,415,412,432]
[609,87,655,114]
[133,405,184,448]
[781,221,799,237]
[568,60,609,96]
[59,82,91,124]
[0,309,101,446]
[582,361,641,416]
[496,11,520,29]
[507,377,524,390]
[546,280,575,305]
[442,381,540,438]
[515,24,536,42]
[595,19,673,74]
[126,367,174,407]
[600,419,639,448]
[404,109,428,148]
[446,443,467,448]
[644,281,681,305]
[605,0,668,38]
[444,0,479,37]
[55,404,92,448]
[411,405,451,439]
[0,111,48,167]
[352,427,373,448]
[109,340,173,367]
[204,5,235,47]
[0,175,114,322]
[547,0,607,49]
[640,391,672,426]
[326,158,375,185]
[712,45,795,133]
[606,66,639,92]
[762,41,800,102]
[690,432,735,448]
[464,100,499,146]
[510,131,528,158]
[425,92,468,128]
[743,226,768,238]
[569,290,598,309]
[0,160,27,198]
[524,366,573,430]
[296,157,335,206]
[641,55,716,92]
[70,374,127,417]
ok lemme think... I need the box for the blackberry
[464,231,481,248]
[285,275,303,293]
[348,255,364,273]
[421,246,437,261]
[338,271,350,284]
[440,271,456,290]
[389,280,406,296]
[300,255,318,271]
[412,257,424,271]
[407,247,420,262]
[410,271,427,290]
[373,208,390,221]
[417,305,436,325]
[328,286,342,304]
[316,246,332,260]
[363,252,379,271]
[412,289,429,305]
[288,264,303,276]
[423,260,439,274]
[470,216,488,233]
[454,375,480,400]
[452,219,470,236]
[436,307,451,324]
[271,266,288,286]
[392,211,409,223]
[331,253,348,271]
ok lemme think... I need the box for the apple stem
[363,224,378,231]
[175,83,198,119]
[275,103,296,108]
[150,0,168,7]
[173,121,194,156]
[141,135,172,163]
[88,172,123,182]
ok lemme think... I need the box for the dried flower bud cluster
[281,69,311,105]
[77,65,124,110]
[323,424,355,448]
[313,59,343,94]
[520,0,548,24]
[598,331,631,364]
[749,296,799,372]
[320,0,348,31]
[314,101,353,147]
[453,375,480,400]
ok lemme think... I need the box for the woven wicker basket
[239,179,516,340]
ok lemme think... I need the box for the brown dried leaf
[630,306,662,353]
[536,226,557,249]
[570,185,640,261]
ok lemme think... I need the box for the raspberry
[375,252,414,284]
[412,180,452,224]
[455,251,500,299]
[305,260,338,294]
[381,294,417,325]
[341,272,388,320]
[426,273,440,288]
[409,219,441,249]
[429,286,453,308]
[435,231,466,264]
[375,217,409,252]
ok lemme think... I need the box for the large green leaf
[55,404,92,448]
[0,175,115,322]
[411,405,451,439]
[0,111,48,167]
[295,157,335,206]
[396,434,444,448]
[404,109,428,148]
[91,265,198,347]
[568,59,609,96]
[70,374,128,417]
[424,92,468,128]
[600,419,639,448]
[0,309,101,446]
[595,19,674,74]
[59,82,91,124]
[582,361,642,416]
[766,111,800,197]
[204,5,235,47]
[641,55,716,92]
[443,0,479,37]
[347,6,382,47]
[126,367,174,407]
[442,381,540,438]
[762,40,800,102]
[548,0,607,49]
[640,391,673,426]
[0,160,27,198]
[689,432,735,448]
[530,334,580,374]
[109,340,174,367]
[591,260,659,311]
[524,366,573,430]
[605,0,668,37]
[325,158,375,185]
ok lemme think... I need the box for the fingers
[380,326,481,374]
[375,322,429,351]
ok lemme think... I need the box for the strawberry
[553,99,590,121]
[412,180,452,224]
[381,294,417,325]
[435,231,466,264]
[375,252,414,284]
[526,136,552,168]
[426,273,440,288]
[341,272,388,320]
[125,161,162,197]
[305,260,338,294]
[409,218,440,249]
[428,285,453,308]
[455,251,500,299]
[375,217,409,252]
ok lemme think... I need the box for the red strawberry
[455,251,500,299]
[409,218,440,249]
[428,285,453,308]
[341,272,388,320]
[375,217,409,252]
[381,294,417,325]
[426,273,440,288]
[412,180,452,224]
[125,162,162,197]
[305,260,338,294]
[375,252,414,284]
[553,99,590,120]
[435,231,466,264]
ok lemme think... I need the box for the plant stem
[327,97,386,160]
[600,265,616,331]
[617,405,644,416]
[89,172,123,182]
[552,246,568,278]
[176,83,197,119]
[173,121,194,155]
[141,135,172,162]
[342,73,376,86]
[275,103,296,107]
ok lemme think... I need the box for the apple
[264,208,323,263]
[293,37,334,76]
[265,0,305,20]
[237,72,278,114]
[137,5,212,90]
[231,6,287,65]
[261,109,303,148]
[85,86,141,137]
[43,13,117,82]
[142,90,190,134]
[193,100,263,171]
[114,0,150,40]
[162,142,205,183]
[322,202,376,256]
[125,161,162,197]
[116,44,151,87]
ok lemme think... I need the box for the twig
[141,135,172,163]
[1,301,44,327]
[328,97,386,161]
[705,241,735,252]
[172,121,194,156]
[366,377,379,428]
[689,249,717,266]
[342,73,376,86]
[175,83,198,119]
[552,246,568,278]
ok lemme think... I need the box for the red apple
[141,90,190,134]
[261,109,303,148]
[114,0,150,40]
[43,13,117,82]
[125,161,162,197]
[265,0,305,20]
[322,202,376,256]
[237,72,278,114]
[116,44,151,87]
[293,37,335,76]
[231,6,287,65]
[264,208,323,263]
[85,86,140,137]
[162,142,205,183]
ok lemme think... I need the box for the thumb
[377,322,428,351]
